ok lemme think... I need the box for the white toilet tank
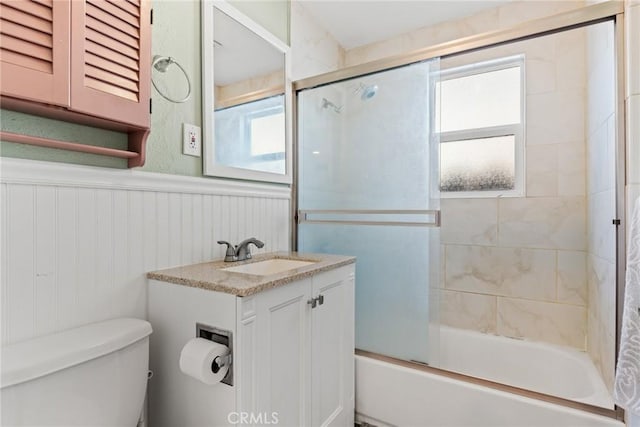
[1,318,152,426]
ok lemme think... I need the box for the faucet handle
[217,240,237,262]
[217,240,235,253]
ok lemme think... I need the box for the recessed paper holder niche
[196,323,233,386]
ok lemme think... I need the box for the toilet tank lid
[1,318,152,388]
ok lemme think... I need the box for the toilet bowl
[1,318,152,426]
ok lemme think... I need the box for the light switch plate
[183,123,201,157]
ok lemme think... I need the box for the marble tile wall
[343,1,584,67]
[437,26,590,351]
[440,204,589,351]
[626,1,640,241]
[586,20,617,392]
[497,298,587,348]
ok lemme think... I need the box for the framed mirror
[202,1,291,184]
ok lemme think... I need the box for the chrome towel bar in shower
[297,209,440,227]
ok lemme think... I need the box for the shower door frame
[291,1,627,421]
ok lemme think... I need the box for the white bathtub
[355,327,623,427]
[437,326,613,408]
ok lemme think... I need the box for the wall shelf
[0,130,145,164]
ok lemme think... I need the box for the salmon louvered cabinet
[0,0,70,106]
[0,0,151,167]
[70,0,150,128]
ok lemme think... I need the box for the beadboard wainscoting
[0,158,291,345]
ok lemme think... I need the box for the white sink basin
[221,259,316,276]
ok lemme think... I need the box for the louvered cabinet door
[70,0,150,128]
[0,0,70,106]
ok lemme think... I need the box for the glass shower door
[297,59,440,364]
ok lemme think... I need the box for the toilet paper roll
[179,338,230,385]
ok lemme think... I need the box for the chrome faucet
[236,238,264,261]
[217,238,265,262]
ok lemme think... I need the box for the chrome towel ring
[151,55,192,103]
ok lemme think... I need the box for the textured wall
[0,110,129,168]
[143,0,202,176]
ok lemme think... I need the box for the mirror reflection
[212,7,286,175]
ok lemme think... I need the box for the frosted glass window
[214,95,285,174]
[436,67,521,133]
[437,56,524,197]
[250,111,285,156]
[440,136,515,192]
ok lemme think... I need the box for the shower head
[360,84,378,100]
[355,83,378,101]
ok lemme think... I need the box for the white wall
[290,1,345,81]
[0,159,290,345]
[229,0,289,44]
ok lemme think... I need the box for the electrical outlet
[182,123,201,157]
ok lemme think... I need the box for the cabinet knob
[307,298,318,308]
[317,294,324,306]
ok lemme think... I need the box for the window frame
[437,54,526,199]
[244,103,286,162]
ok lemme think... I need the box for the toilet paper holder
[196,323,233,386]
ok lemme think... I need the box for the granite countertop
[147,252,356,297]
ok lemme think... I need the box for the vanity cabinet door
[238,266,355,427]
[251,279,312,427]
[69,0,151,128]
[311,266,355,427]
[0,0,70,106]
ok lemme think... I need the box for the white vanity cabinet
[237,266,355,427]
[147,256,355,427]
